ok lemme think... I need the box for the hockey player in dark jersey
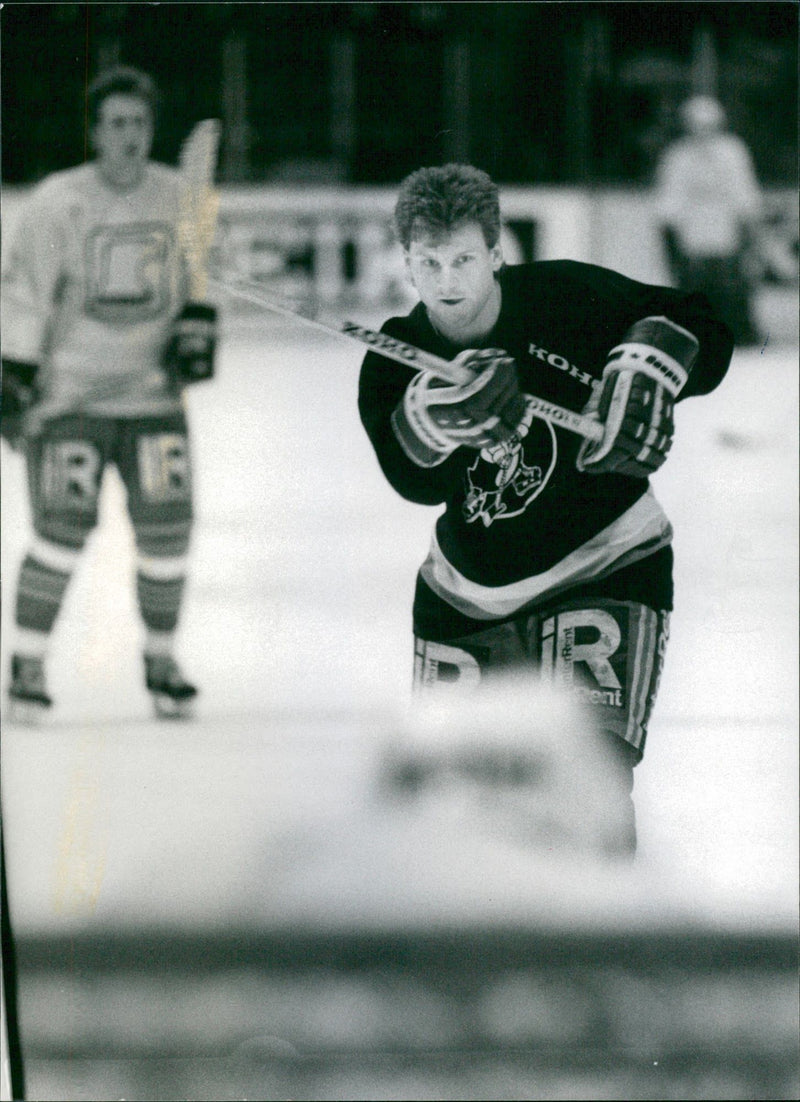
[358,164,734,855]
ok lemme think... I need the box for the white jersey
[1,161,192,418]
[654,132,763,257]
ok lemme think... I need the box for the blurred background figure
[0,66,218,723]
[654,94,765,346]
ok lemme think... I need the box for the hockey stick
[1,823,25,1101]
[207,272,604,442]
[177,119,222,300]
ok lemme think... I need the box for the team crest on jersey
[85,222,173,322]
[463,400,557,527]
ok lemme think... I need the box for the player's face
[405,221,503,344]
[93,94,154,190]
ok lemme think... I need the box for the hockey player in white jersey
[1,66,218,719]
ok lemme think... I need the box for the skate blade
[151,692,196,720]
[6,696,51,726]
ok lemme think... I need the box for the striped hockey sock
[15,541,79,638]
[135,566,186,635]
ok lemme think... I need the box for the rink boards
[13,918,799,1101]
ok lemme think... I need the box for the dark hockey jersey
[358,260,733,632]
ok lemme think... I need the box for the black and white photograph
[1,4,798,1100]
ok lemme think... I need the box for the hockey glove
[576,316,699,478]
[163,302,217,389]
[391,348,528,468]
[1,358,39,450]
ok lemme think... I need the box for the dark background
[2,2,797,187]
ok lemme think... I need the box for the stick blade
[179,118,222,187]
[178,119,222,299]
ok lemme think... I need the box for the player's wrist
[392,377,458,467]
[603,316,698,397]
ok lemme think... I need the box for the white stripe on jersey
[419,487,673,622]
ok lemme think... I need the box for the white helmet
[681,95,726,133]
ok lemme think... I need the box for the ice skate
[145,654,197,719]
[8,654,53,724]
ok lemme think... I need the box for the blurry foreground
[7,691,799,1101]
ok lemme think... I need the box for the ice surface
[1,332,797,936]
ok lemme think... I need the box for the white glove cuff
[603,317,699,397]
[603,344,688,397]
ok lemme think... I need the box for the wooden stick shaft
[208,274,603,442]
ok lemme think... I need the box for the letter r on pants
[541,609,622,690]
